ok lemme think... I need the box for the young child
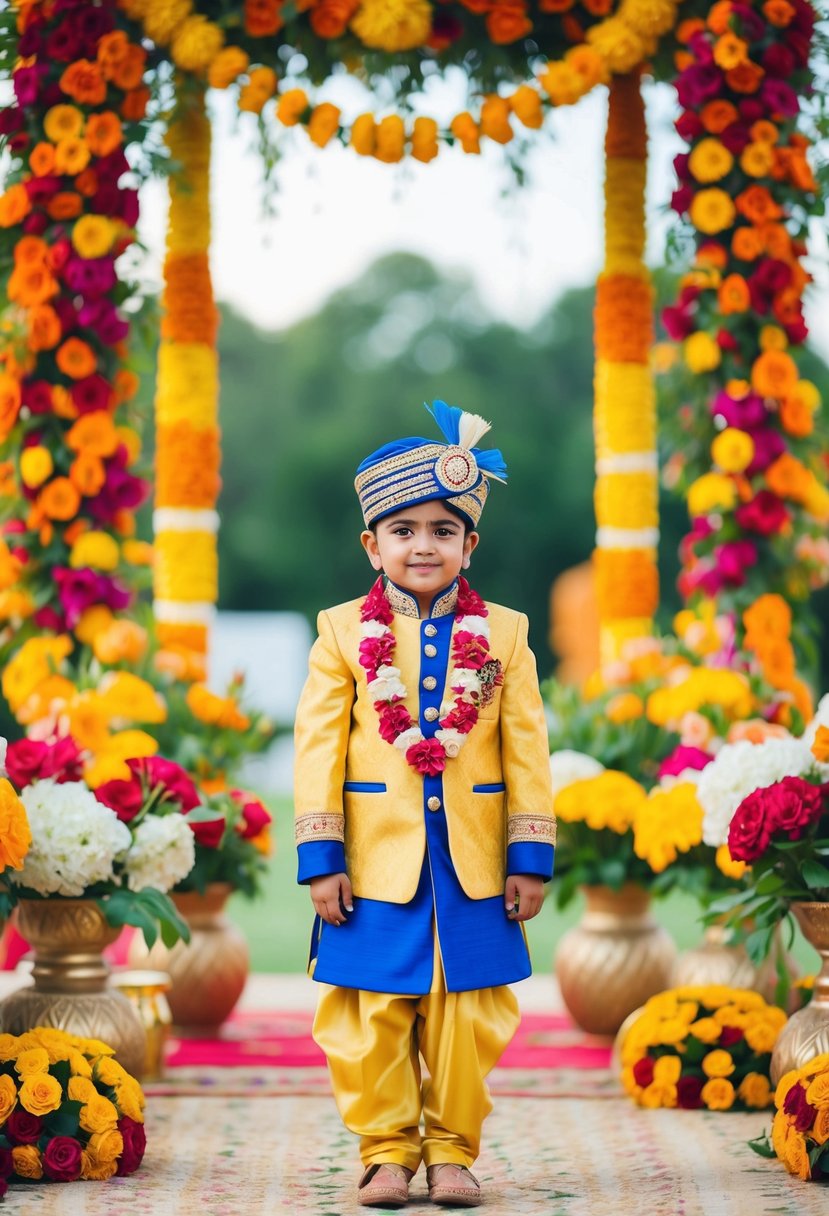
[294,401,556,1208]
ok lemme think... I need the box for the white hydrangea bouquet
[0,740,199,948]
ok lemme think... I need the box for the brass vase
[771,902,829,1083]
[674,924,799,1007]
[0,899,146,1078]
[128,882,249,1031]
[555,883,677,1036]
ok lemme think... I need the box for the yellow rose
[87,1128,124,1164]
[653,1055,682,1085]
[69,530,120,571]
[656,1018,690,1046]
[702,1049,736,1078]
[687,472,737,517]
[0,1035,19,1063]
[12,1144,43,1179]
[68,1076,98,1104]
[18,1072,62,1116]
[639,1081,677,1108]
[782,1129,812,1180]
[94,1057,129,1088]
[684,331,721,373]
[19,446,53,489]
[743,1020,780,1054]
[711,427,755,474]
[14,1048,50,1078]
[79,1092,119,1134]
[813,1106,829,1145]
[701,1077,735,1110]
[81,1149,118,1180]
[805,1072,829,1108]
[114,1079,145,1122]
[690,1018,724,1044]
[738,1072,772,1108]
[0,1073,17,1123]
[68,1049,93,1078]
[31,1027,73,1063]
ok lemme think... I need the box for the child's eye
[392,527,411,536]
[435,528,454,537]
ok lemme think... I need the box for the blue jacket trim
[343,781,386,793]
[297,839,347,884]
[507,841,555,882]
[472,782,506,793]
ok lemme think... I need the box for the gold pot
[555,883,677,1036]
[0,899,146,1078]
[771,902,829,1083]
[128,882,249,1031]
[674,924,799,1008]
[111,970,172,1081]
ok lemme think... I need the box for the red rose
[129,756,200,811]
[676,1075,705,1109]
[230,791,272,840]
[441,700,479,734]
[452,631,489,670]
[5,739,48,786]
[43,1136,83,1182]
[95,777,144,823]
[40,735,84,783]
[358,634,395,673]
[783,1082,816,1132]
[768,776,823,840]
[5,1109,43,1144]
[718,1026,744,1048]
[116,1116,146,1175]
[0,1148,11,1179]
[377,702,413,744]
[727,787,776,862]
[188,815,226,849]
[632,1056,655,1087]
[406,738,446,776]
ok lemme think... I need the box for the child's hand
[310,872,354,926]
[504,874,544,922]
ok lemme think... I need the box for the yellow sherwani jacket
[294,596,556,904]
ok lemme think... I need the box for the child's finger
[504,876,518,913]
[340,874,354,913]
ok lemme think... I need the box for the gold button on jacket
[294,598,556,904]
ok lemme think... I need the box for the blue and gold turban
[355,400,507,529]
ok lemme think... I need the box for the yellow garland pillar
[593,70,658,664]
[153,85,221,674]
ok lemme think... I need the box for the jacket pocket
[472,782,506,793]
[343,781,387,793]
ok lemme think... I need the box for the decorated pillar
[592,70,658,664]
[153,84,221,675]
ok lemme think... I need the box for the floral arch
[0,0,824,786]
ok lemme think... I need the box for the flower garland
[660,0,824,687]
[619,985,785,1111]
[593,69,658,662]
[359,575,499,776]
[152,85,220,674]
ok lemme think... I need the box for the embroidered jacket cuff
[507,841,555,882]
[297,840,347,885]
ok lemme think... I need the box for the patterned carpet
[7,1095,824,1215]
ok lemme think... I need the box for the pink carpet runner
[165,1011,612,1071]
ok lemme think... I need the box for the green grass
[229,796,818,977]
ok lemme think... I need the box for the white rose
[125,814,196,893]
[434,728,466,759]
[360,620,389,639]
[457,615,490,639]
[367,665,407,702]
[448,669,481,697]
[393,728,424,752]
[549,749,605,795]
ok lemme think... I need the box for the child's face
[361,501,479,608]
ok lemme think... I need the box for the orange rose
[764,453,810,502]
[510,84,543,129]
[46,192,83,221]
[725,61,765,94]
[731,226,764,261]
[480,95,512,144]
[779,396,813,438]
[450,112,480,155]
[29,141,56,176]
[67,411,119,457]
[121,86,151,123]
[751,349,798,398]
[59,60,107,106]
[310,0,358,38]
[700,99,739,134]
[307,103,341,149]
[26,305,62,353]
[763,0,795,25]
[69,453,106,497]
[0,374,21,440]
[736,185,782,224]
[7,264,58,306]
[12,1145,42,1179]
[110,45,146,91]
[707,0,734,34]
[56,337,96,380]
[38,477,82,521]
[244,0,284,36]
[486,0,532,45]
[718,274,750,314]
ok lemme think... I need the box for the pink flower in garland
[358,633,396,672]
[377,702,414,743]
[735,491,789,536]
[406,738,446,776]
[452,631,489,670]
[441,700,479,734]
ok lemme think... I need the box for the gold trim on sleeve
[295,812,345,846]
[507,815,557,847]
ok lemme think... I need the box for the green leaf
[43,1099,83,1139]
[801,859,829,892]
[747,1133,775,1159]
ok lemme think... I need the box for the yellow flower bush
[620,986,784,1111]
[554,769,647,834]
[633,782,703,873]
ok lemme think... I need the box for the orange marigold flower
[480,95,513,144]
[0,376,21,441]
[67,411,119,457]
[69,452,106,497]
[7,264,58,307]
[751,349,798,399]
[96,30,129,79]
[375,116,406,164]
[510,84,543,129]
[85,113,123,158]
[121,87,151,123]
[59,60,107,106]
[244,0,284,36]
[0,184,31,228]
[743,593,792,642]
[700,99,739,134]
[43,104,84,142]
[276,89,309,127]
[731,226,764,261]
[307,103,341,149]
[765,453,810,502]
[46,193,83,221]
[54,136,91,176]
[736,185,782,224]
[450,112,480,155]
[56,337,96,381]
[725,61,765,95]
[779,396,813,438]
[29,141,56,177]
[27,305,62,353]
[581,0,612,12]
[713,32,748,71]
[39,477,81,521]
[763,0,795,25]
[751,120,779,145]
[113,369,140,404]
[310,0,359,39]
[707,0,734,33]
[718,274,750,315]
[350,113,375,156]
[812,725,829,764]
[411,117,439,163]
[74,168,98,198]
[486,0,532,44]
[14,236,49,267]
[110,44,147,91]
[740,142,774,178]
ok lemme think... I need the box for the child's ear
[462,531,479,569]
[361,530,383,571]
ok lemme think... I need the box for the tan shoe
[426,1164,482,1207]
[357,1163,414,1208]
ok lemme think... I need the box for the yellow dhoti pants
[312,967,520,1172]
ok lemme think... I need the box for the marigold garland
[593,70,657,661]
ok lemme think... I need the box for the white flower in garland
[448,669,482,697]
[367,665,407,702]
[698,737,815,847]
[455,615,490,638]
[125,814,195,893]
[434,727,465,758]
[12,779,131,897]
[393,727,423,753]
[361,619,389,639]
[550,749,605,795]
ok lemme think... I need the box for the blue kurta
[296,581,554,994]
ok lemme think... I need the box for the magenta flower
[406,738,446,776]
[657,746,713,780]
[735,491,789,536]
[745,428,786,477]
